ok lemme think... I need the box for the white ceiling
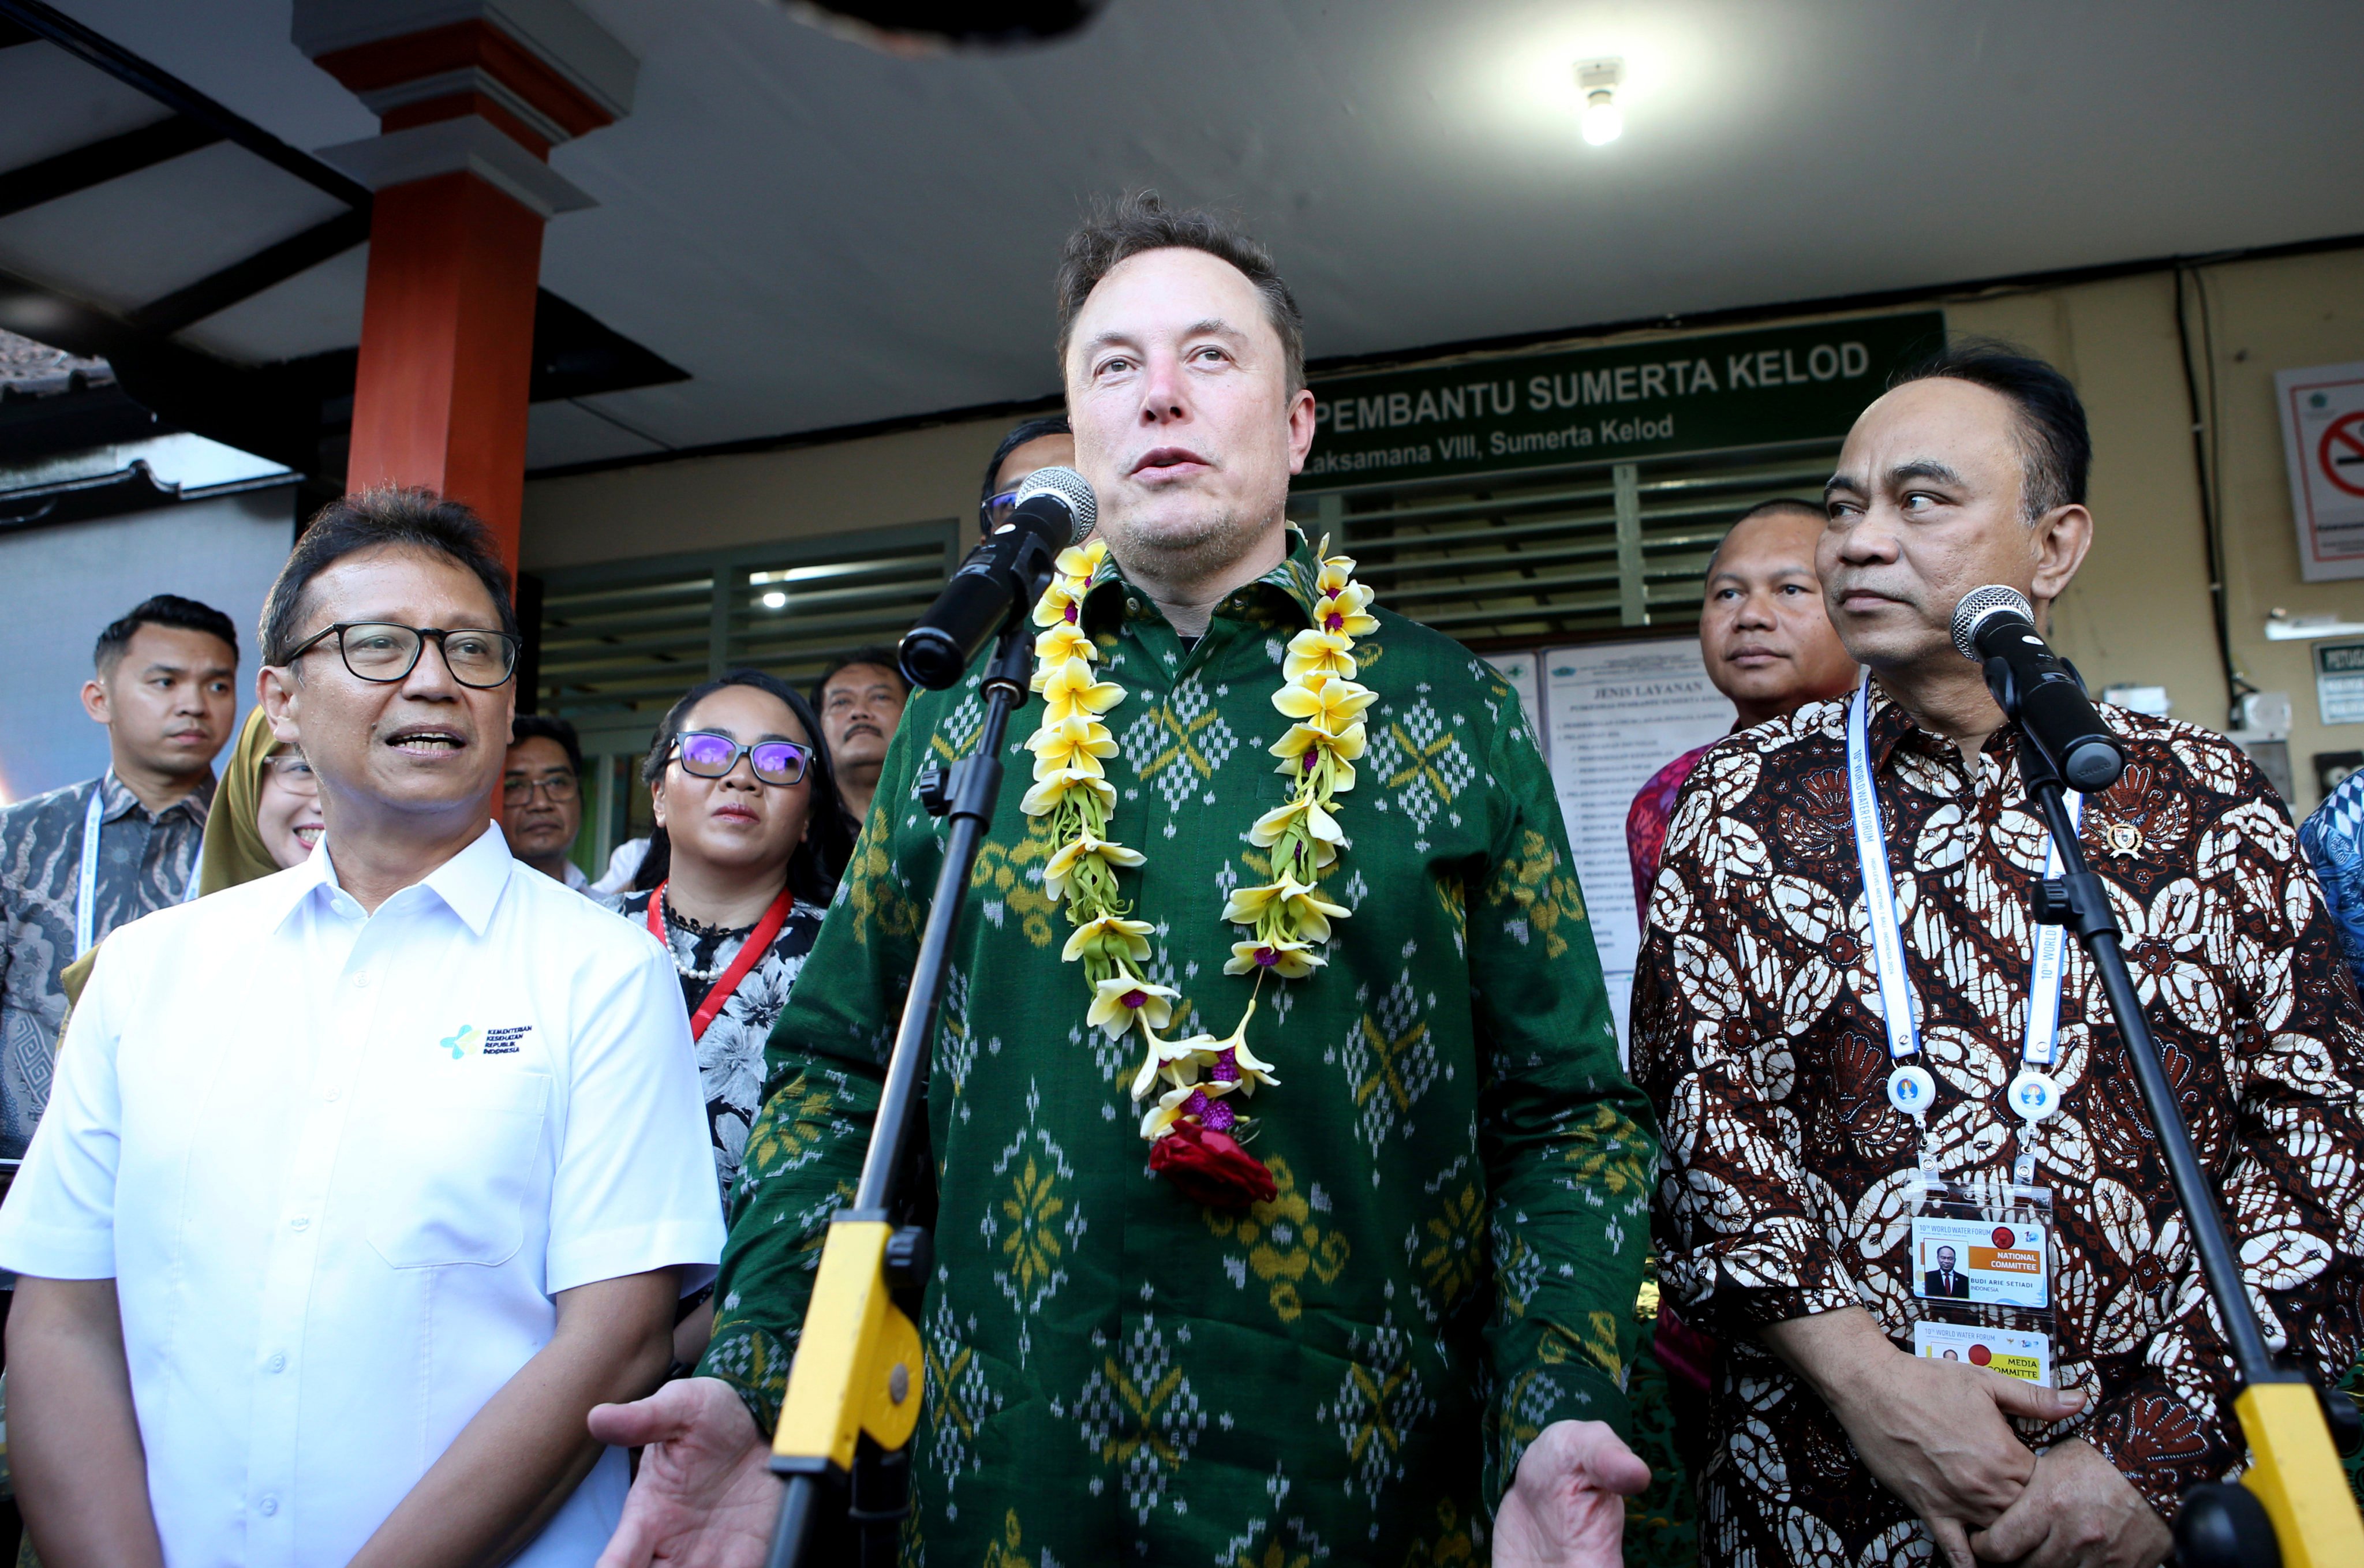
[25,0,2364,473]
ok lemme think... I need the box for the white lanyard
[1846,678,2081,1176]
[76,776,204,957]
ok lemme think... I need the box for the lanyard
[76,777,203,957]
[1846,678,2082,1173]
[648,881,794,1041]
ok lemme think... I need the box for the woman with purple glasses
[608,667,854,1240]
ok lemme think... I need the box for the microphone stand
[2010,731,2363,1566]
[763,542,1055,1568]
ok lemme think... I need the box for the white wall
[0,486,297,804]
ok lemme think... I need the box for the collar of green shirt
[1073,525,1325,638]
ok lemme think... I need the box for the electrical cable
[2172,262,2254,725]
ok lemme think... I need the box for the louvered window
[529,519,961,873]
[1288,438,1842,648]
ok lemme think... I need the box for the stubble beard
[1101,497,1285,601]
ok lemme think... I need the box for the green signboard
[1300,310,1946,488]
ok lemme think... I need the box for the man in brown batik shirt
[1632,343,2364,1568]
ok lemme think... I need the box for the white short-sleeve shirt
[0,823,727,1567]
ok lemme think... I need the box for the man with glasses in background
[0,489,724,1567]
[978,412,1073,537]
[503,714,593,893]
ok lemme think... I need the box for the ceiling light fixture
[761,590,788,609]
[1576,57,1624,145]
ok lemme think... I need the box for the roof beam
[0,0,371,209]
[0,115,223,220]
[126,209,372,335]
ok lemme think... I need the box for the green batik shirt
[701,532,1657,1566]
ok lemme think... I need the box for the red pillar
[349,172,544,565]
[294,3,637,571]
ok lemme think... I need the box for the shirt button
[351,971,372,989]
[324,1086,342,1102]
[258,1496,277,1517]
[1126,597,1140,614]
[267,1353,286,1373]
[290,1215,310,1232]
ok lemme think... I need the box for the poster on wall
[2276,360,2364,582]
[2317,641,2364,727]
[1540,639,1737,1056]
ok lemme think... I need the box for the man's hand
[1968,1439,2171,1568]
[1491,1419,1651,1567]
[1761,1308,2088,1568]
[593,1376,780,1568]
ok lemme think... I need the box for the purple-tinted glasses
[671,730,811,785]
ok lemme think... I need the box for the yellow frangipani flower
[1224,936,1323,979]
[1028,713,1117,779]
[1039,657,1124,722]
[1031,575,1090,630]
[1130,1028,1214,1103]
[1055,540,1108,579]
[1062,915,1155,965]
[1210,998,1280,1088]
[1283,627,1358,684]
[1315,551,1360,596]
[1280,881,1351,944]
[1220,880,1292,926]
[1087,974,1177,1038]
[1139,1081,1200,1140]
[1313,582,1379,637]
[1273,673,1376,731]
[1019,768,1114,817]
[1042,832,1145,902]
[1249,794,1344,852]
[1031,621,1097,680]
[1271,729,1363,794]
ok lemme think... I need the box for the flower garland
[1019,536,1378,1207]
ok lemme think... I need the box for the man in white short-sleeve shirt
[0,489,726,1568]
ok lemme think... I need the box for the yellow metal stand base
[2234,1382,2364,1567]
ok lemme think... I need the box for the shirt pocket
[365,1072,551,1269]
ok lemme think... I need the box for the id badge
[1910,1213,2050,1309]
[1912,1320,2053,1386]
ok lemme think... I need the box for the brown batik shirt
[1630,680,2364,1566]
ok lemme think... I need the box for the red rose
[1147,1121,1277,1211]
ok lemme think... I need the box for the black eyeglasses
[981,488,1020,534]
[285,622,519,689]
[502,770,578,805]
[671,730,811,786]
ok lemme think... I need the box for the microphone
[1950,585,2126,792]
[899,466,1097,690]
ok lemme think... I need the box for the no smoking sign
[2279,361,2364,581]
[2324,411,2364,499]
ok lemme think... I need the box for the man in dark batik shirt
[1633,346,2364,1567]
[0,596,237,1156]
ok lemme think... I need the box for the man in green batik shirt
[593,194,1658,1568]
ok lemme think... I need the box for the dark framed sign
[1301,310,1946,488]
